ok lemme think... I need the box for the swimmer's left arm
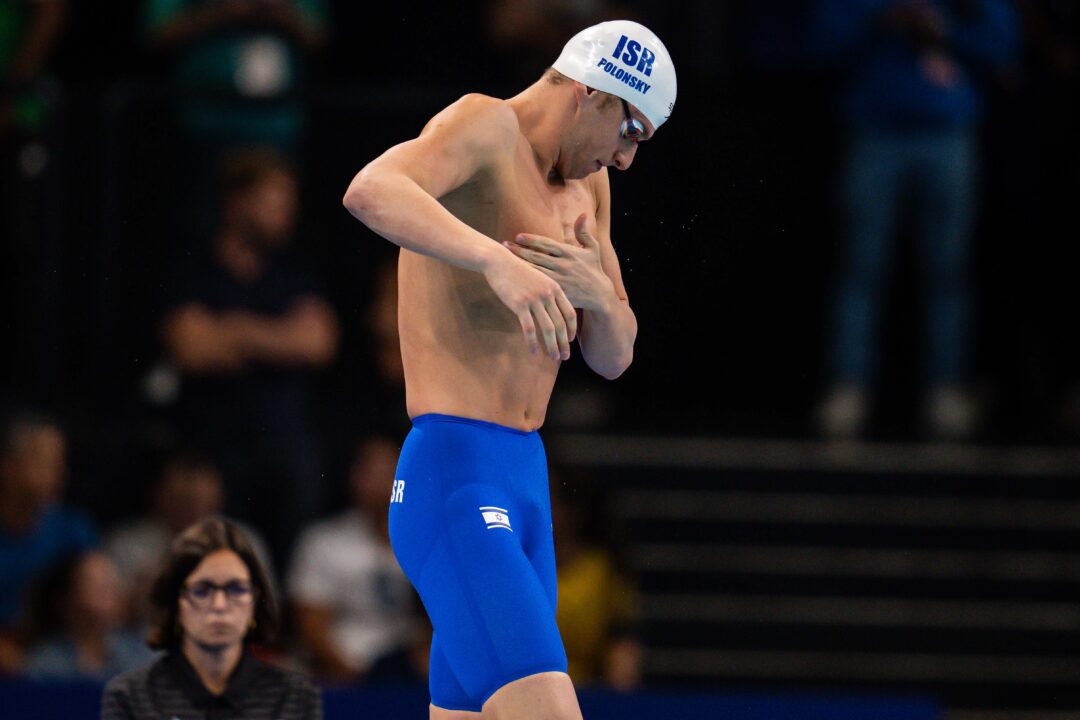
[578,170,637,380]
[507,172,636,379]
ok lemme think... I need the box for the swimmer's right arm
[342,95,576,359]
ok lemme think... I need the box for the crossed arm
[163,297,338,373]
[504,172,637,380]
[343,94,635,377]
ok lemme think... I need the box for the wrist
[477,238,512,275]
[593,279,618,314]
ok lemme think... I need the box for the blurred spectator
[551,469,641,691]
[20,550,155,680]
[102,517,322,719]
[105,449,275,627]
[0,0,66,132]
[0,409,97,632]
[287,434,422,684]
[813,0,1017,440]
[143,0,327,248]
[160,146,339,568]
[1,0,68,401]
[483,0,634,85]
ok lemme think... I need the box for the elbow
[607,353,633,380]
[596,348,633,381]
[342,169,381,225]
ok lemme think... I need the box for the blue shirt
[810,0,1017,128]
[23,633,158,682]
[0,506,98,628]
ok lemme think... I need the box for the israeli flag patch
[480,506,512,531]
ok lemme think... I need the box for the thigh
[914,131,976,269]
[841,131,905,276]
[413,482,567,711]
[429,633,479,715]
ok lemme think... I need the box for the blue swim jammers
[388,413,567,712]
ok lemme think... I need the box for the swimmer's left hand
[506,214,615,313]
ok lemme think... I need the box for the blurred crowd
[1,0,1077,694]
[0,406,641,694]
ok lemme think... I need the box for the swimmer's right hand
[483,249,577,361]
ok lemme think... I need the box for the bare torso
[398,115,600,430]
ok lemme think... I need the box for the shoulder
[423,93,521,153]
[438,94,518,132]
[42,505,99,546]
[291,513,363,565]
[585,167,611,210]
[106,519,165,552]
[103,657,159,697]
[101,659,161,720]
[295,513,344,545]
[251,656,321,699]
[24,639,75,676]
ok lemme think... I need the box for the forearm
[579,297,637,380]
[163,312,245,373]
[343,170,507,274]
[234,304,338,367]
[148,3,243,50]
[265,5,325,50]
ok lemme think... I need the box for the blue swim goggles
[620,99,645,143]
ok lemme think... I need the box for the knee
[481,672,582,720]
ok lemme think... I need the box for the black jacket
[100,650,322,719]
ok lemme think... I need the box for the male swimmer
[342,20,676,720]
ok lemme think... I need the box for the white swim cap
[552,20,676,130]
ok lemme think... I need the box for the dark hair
[157,448,220,484]
[543,66,568,84]
[217,146,294,200]
[146,517,278,650]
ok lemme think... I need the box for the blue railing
[0,676,939,719]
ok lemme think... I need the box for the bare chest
[447,141,599,249]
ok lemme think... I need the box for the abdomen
[397,250,559,430]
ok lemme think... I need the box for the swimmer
[342,20,676,720]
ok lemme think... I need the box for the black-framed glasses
[620,99,645,143]
[181,580,255,609]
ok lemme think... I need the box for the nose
[210,588,229,611]
[612,144,637,171]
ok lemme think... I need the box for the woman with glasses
[101,517,322,719]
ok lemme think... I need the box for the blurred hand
[604,638,643,691]
[920,49,960,88]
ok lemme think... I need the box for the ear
[572,81,597,107]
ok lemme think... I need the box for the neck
[73,624,109,669]
[182,635,243,696]
[0,491,43,535]
[215,230,263,283]
[507,81,574,183]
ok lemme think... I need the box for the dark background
[3,1,1078,518]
